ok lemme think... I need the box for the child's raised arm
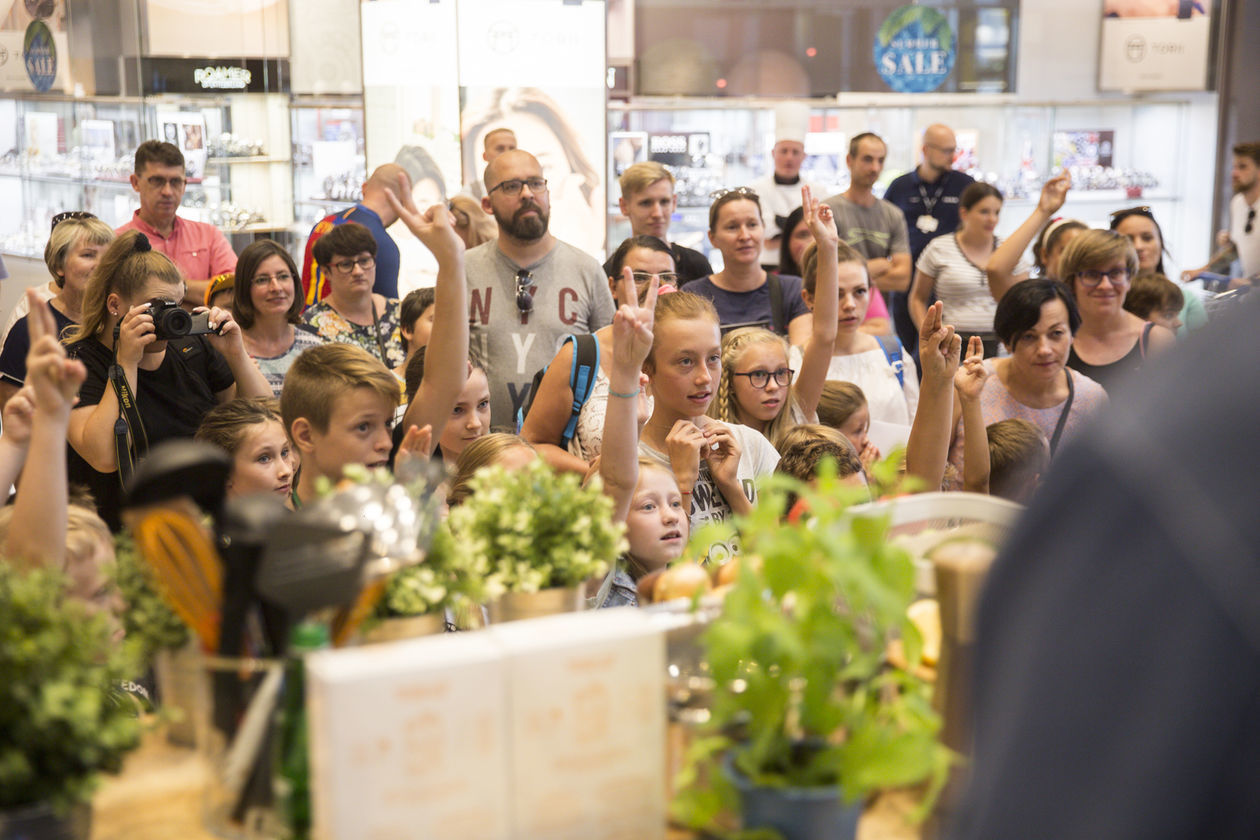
[600,268,657,523]
[388,179,469,454]
[954,336,990,494]
[792,186,839,421]
[905,301,960,490]
[987,172,1069,297]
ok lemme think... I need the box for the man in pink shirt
[116,140,237,307]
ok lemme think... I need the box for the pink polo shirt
[116,212,237,283]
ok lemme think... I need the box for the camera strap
[110,322,149,487]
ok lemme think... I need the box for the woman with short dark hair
[302,222,405,369]
[233,239,324,398]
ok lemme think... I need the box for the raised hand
[1038,172,1071,216]
[954,335,989,402]
[1,387,35,447]
[394,423,434,477]
[385,173,464,262]
[802,185,839,247]
[917,301,961,384]
[612,266,658,372]
[25,292,85,420]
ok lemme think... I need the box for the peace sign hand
[802,185,839,247]
[385,172,464,262]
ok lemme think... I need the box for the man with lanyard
[884,124,974,358]
[749,102,821,273]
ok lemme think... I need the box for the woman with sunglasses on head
[685,187,813,345]
[707,190,839,449]
[521,235,677,473]
[232,239,325,398]
[63,230,271,530]
[1109,205,1208,335]
[0,213,114,412]
[301,221,406,369]
[1060,229,1175,393]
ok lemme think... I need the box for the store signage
[193,66,252,91]
[139,57,289,95]
[22,20,56,93]
[872,6,956,94]
[1098,6,1210,91]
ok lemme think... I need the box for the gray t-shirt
[823,194,911,261]
[465,240,615,429]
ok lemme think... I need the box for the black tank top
[1067,323,1153,392]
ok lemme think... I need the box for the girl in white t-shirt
[794,240,920,428]
[637,290,779,561]
[707,190,839,449]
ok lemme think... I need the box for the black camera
[149,300,217,339]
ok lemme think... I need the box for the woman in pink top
[947,278,1107,479]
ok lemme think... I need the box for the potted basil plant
[672,462,952,840]
[448,459,625,623]
[366,522,483,640]
[0,566,144,840]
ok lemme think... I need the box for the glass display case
[289,97,366,231]
[608,97,1194,269]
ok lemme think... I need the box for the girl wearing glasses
[521,235,676,473]
[302,222,406,369]
[1061,229,1175,392]
[232,239,325,398]
[706,192,839,449]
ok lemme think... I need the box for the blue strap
[561,334,600,446]
[875,334,905,388]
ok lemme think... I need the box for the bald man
[460,127,517,202]
[883,123,975,357]
[301,163,412,303]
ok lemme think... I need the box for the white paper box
[307,632,511,840]
[489,609,667,840]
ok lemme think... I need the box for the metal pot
[487,586,585,623]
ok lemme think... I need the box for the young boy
[1123,272,1184,333]
[395,286,435,377]
[281,343,402,505]
[986,418,1049,503]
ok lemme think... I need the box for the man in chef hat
[748,102,821,272]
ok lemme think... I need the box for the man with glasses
[301,163,412,304]
[466,149,614,429]
[117,140,237,309]
[604,161,712,284]
[883,124,974,355]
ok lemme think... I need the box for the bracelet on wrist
[608,386,640,399]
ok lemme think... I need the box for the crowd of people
[1,125,1257,617]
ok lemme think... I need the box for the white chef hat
[773,102,809,146]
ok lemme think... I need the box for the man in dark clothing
[948,293,1260,839]
[603,161,711,284]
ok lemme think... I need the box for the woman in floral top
[301,222,405,369]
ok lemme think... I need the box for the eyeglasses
[515,269,535,318]
[330,255,375,274]
[1075,267,1130,288]
[488,177,548,197]
[1247,208,1255,235]
[1108,206,1154,228]
[145,175,187,191]
[631,271,678,286]
[733,367,794,389]
[709,187,760,201]
[252,272,294,288]
[50,210,97,231]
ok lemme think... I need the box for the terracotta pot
[0,801,90,840]
[362,612,446,643]
[487,586,585,624]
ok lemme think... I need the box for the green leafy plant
[377,521,482,618]
[671,458,952,834]
[448,459,625,597]
[112,532,189,660]
[0,566,144,811]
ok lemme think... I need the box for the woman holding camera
[64,230,270,528]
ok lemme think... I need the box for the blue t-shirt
[0,305,75,386]
[883,168,974,262]
[684,273,810,337]
[302,204,401,302]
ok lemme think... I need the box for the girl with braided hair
[64,229,271,529]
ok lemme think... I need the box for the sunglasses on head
[50,210,97,232]
[710,186,760,202]
[1108,206,1154,228]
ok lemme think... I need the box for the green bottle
[278,621,329,839]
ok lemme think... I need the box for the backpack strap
[875,334,906,388]
[561,333,600,447]
[767,271,785,336]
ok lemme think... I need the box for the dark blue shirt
[0,305,75,386]
[883,168,974,262]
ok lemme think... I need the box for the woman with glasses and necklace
[1061,229,1175,392]
[685,187,813,345]
[301,222,405,369]
[707,190,839,449]
[1109,205,1208,335]
[232,239,326,398]
[521,234,678,473]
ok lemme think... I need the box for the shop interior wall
[1212,0,1258,238]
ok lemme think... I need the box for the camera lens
[154,304,191,338]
